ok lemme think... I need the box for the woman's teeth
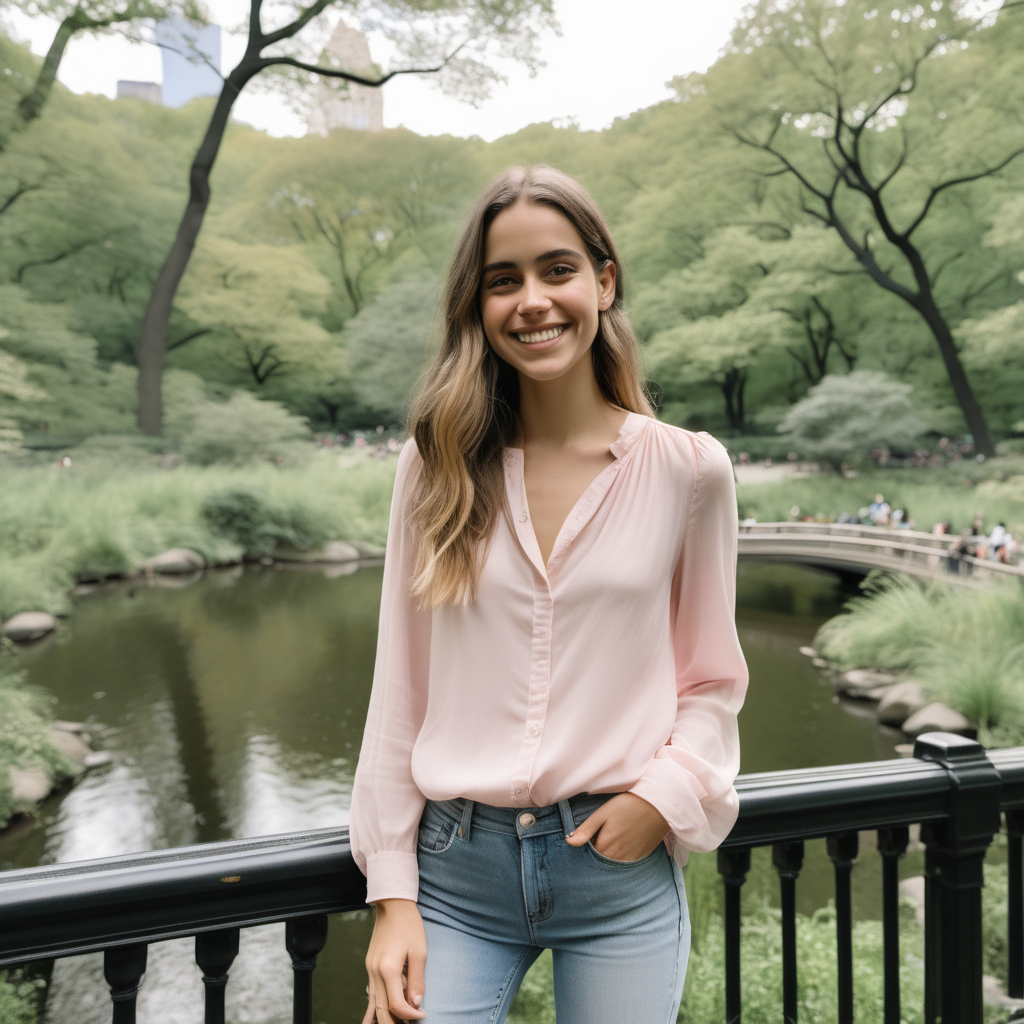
[516,326,565,344]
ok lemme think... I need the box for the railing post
[915,732,1002,1024]
[718,846,751,1024]
[195,928,240,1024]
[103,943,148,1024]
[877,825,909,1024]
[286,914,329,1024]
[827,832,858,1024]
[773,841,804,1024]
[1007,809,1024,998]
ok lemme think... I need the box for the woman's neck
[516,356,624,451]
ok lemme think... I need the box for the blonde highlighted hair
[408,164,654,608]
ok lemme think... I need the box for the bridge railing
[738,522,1023,583]
[2,732,1022,1024]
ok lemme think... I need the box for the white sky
[4,0,750,141]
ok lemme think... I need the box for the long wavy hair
[407,164,654,608]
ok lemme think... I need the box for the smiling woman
[348,165,748,1024]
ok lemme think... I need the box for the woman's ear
[597,261,616,312]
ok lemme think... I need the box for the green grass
[736,461,1024,536]
[0,452,398,620]
[815,575,1024,745]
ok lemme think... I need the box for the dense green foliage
[816,574,1024,745]
[1,1,1022,448]
[0,968,39,1024]
[0,454,397,620]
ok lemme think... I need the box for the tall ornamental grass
[816,576,1024,744]
[0,455,398,620]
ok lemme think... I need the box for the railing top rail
[5,740,1024,968]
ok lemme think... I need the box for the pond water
[2,560,907,1023]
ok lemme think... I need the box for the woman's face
[479,200,615,383]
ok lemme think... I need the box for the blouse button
[529,724,540,736]
[520,511,528,522]
[519,813,536,828]
[514,787,524,796]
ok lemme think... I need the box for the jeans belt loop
[558,798,577,836]
[458,798,475,840]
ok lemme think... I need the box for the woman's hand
[362,898,427,1024]
[564,792,670,862]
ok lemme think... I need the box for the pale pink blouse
[349,413,748,904]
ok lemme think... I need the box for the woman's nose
[517,278,552,314]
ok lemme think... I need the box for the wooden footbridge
[738,522,1024,586]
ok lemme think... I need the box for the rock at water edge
[877,681,927,727]
[2,611,57,642]
[837,668,898,697]
[10,767,52,805]
[276,541,360,564]
[799,646,817,658]
[48,726,93,771]
[902,702,973,737]
[144,548,206,574]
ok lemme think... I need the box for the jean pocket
[585,838,664,868]
[417,806,458,854]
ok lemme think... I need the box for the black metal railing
[2,730,1023,1023]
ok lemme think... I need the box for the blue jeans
[416,792,689,1024]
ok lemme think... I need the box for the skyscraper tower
[156,18,222,108]
[306,19,383,135]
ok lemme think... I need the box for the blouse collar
[504,410,649,463]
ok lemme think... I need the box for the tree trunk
[720,367,747,433]
[915,297,995,458]
[136,73,252,434]
[1,15,79,150]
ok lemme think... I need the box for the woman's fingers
[405,947,427,1013]
[361,987,377,1024]
[382,959,426,1021]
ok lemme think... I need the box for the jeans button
[519,812,536,828]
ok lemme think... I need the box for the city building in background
[116,80,162,104]
[306,19,383,135]
[155,18,222,108]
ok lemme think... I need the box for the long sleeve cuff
[364,851,420,905]
[627,755,739,856]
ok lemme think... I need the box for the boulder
[837,668,898,697]
[899,875,925,928]
[10,767,52,805]
[812,658,830,669]
[275,541,360,564]
[83,751,113,768]
[48,726,92,769]
[902,702,973,737]
[52,721,87,735]
[144,548,205,574]
[799,646,817,658]
[2,611,57,642]
[877,682,927,727]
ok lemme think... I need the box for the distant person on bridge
[349,165,748,1024]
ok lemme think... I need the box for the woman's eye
[548,265,575,278]
[489,275,515,288]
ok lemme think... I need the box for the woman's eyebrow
[482,249,584,276]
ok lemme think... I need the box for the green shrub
[171,392,313,467]
[200,488,332,559]
[0,970,40,1024]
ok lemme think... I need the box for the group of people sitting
[830,494,1020,567]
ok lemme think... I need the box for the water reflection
[1,560,897,1022]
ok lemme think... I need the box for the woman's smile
[512,324,570,348]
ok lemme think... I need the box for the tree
[136,0,556,434]
[344,271,438,424]
[719,0,1024,456]
[640,225,862,431]
[778,370,928,472]
[0,0,204,149]
[172,237,334,389]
